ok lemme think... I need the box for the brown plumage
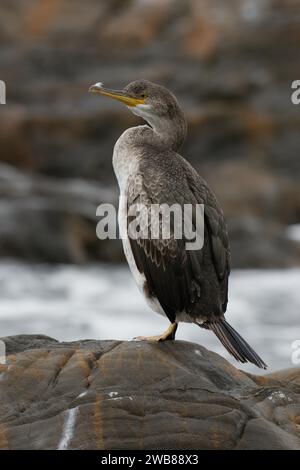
[89,79,267,369]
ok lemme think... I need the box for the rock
[0,335,299,450]
[0,163,123,263]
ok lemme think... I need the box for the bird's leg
[134,322,178,342]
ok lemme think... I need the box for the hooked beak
[89,82,145,107]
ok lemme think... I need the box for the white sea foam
[0,261,299,375]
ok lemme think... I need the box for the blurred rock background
[0,0,299,267]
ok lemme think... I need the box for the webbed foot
[134,322,178,342]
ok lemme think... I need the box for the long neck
[132,104,187,152]
[148,113,187,152]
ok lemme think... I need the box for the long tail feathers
[205,319,267,369]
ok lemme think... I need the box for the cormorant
[89,79,267,369]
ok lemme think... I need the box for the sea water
[0,261,299,374]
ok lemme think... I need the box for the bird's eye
[140,93,146,99]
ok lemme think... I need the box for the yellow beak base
[89,84,145,107]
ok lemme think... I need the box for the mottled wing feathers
[126,152,230,321]
[186,167,230,311]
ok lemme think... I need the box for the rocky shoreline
[0,335,299,450]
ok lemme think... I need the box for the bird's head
[89,79,187,149]
[89,79,183,123]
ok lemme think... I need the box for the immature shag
[89,79,267,369]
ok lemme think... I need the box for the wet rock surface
[0,0,299,267]
[0,335,299,450]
